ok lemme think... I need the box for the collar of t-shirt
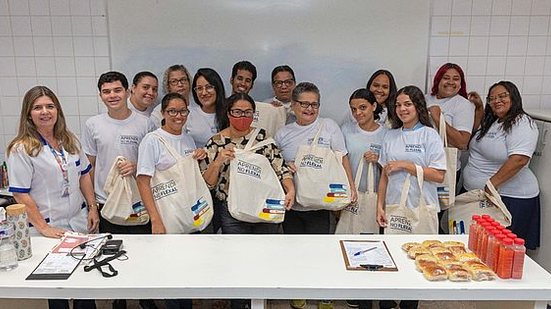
[402,122,424,131]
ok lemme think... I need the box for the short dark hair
[292,82,320,102]
[391,85,432,129]
[231,61,257,82]
[132,71,157,86]
[191,68,227,130]
[161,92,187,112]
[97,71,129,91]
[349,88,383,121]
[271,65,295,84]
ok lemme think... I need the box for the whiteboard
[108,0,430,122]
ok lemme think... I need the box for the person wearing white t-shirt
[343,70,398,128]
[188,68,226,147]
[425,63,476,180]
[151,64,193,128]
[341,88,387,309]
[82,72,155,309]
[376,86,446,309]
[136,93,205,309]
[7,86,98,309]
[265,65,297,124]
[463,81,540,250]
[128,71,159,118]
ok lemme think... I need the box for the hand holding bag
[294,121,351,210]
[437,112,457,210]
[384,164,439,234]
[150,135,213,233]
[227,129,286,223]
[335,159,379,234]
[101,156,149,226]
[446,180,512,234]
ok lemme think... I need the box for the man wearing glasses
[266,65,297,124]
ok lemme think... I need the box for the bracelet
[88,203,99,209]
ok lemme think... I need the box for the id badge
[61,178,70,197]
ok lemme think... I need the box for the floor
[0,299,542,309]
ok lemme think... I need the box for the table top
[1,234,551,301]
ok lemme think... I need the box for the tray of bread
[402,240,496,282]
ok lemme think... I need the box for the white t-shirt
[82,111,154,203]
[425,94,475,170]
[8,143,91,233]
[149,104,163,129]
[341,122,387,192]
[274,117,348,163]
[185,103,217,148]
[128,98,155,118]
[463,115,539,198]
[137,128,197,177]
[379,125,447,211]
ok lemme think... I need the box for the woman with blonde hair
[7,85,98,309]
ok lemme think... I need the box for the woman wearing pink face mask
[200,93,295,235]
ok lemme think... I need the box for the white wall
[1,0,551,161]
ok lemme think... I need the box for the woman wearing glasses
[463,81,540,250]
[7,86,99,309]
[188,68,227,147]
[200,92,295,236]
[151,64,193,128]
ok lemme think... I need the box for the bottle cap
[481,214,491,220]
[514,238,525,245]
[491,221,500,227]
[502,238,513,245]
[472,215,481,220]
[506,232,517,239]
[6,204,26,216]
[496,234,507,240]
[502,229,512,234]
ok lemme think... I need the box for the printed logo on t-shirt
[369,144,382,154]
[119,135,140,146]
[253,110,260,123]
[307,137,330,147]
[405,144,423,153]
[236,160,262,179]
[486,132,497,139]
[299,154,324,169]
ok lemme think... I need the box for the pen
[353,246,377,256]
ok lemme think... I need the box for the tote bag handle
[355,159,375,194]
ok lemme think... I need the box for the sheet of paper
[31,253,81,275]
[342,240,396,268]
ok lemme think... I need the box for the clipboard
[339,240,398,271]
[26,253,82,280]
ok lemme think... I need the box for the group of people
[6,60,541,309]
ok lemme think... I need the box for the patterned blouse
[199,128,291,201]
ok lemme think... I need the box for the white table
[0,234,550,309]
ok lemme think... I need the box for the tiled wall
[1,0,551,160]
[428,0,551,108]
[0,0,109,160]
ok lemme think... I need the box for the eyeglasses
[168,78,188,86]
[273,79,295,88]
[194,84,215,93]
[229,109,254,118]
[165,109,190,117]
[488,92,509,104]
[295,100,320,109]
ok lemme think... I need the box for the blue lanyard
[39,136,68,173]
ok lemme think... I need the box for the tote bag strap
[484,180,513,219]
[399,172,411,208]
[153,133,184,160]
[103,156,126,192]
[438,112,449,147]
[246,137,276,152]
[354,159,376,193]
[243,128,262,151]
[311,120,325,146]
[414,164,428,206]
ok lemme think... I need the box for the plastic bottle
[497,237,514,279]
[511,238,526,279]
[490,234,507,272]
[480,226,496,262]
[476,221,491,255]
[486,231,503,270]
[468,215,481,251]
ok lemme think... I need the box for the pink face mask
[229,115,253,131]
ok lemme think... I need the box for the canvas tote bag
[437,112,457,210]
[101,156,149,226]
[252,102,286,137]
[150,135,213,233]
[227,128,286,223]
[384,165,438,234]
[294,121,351,210]
[446,180,512,234]
[335,159,379,234]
